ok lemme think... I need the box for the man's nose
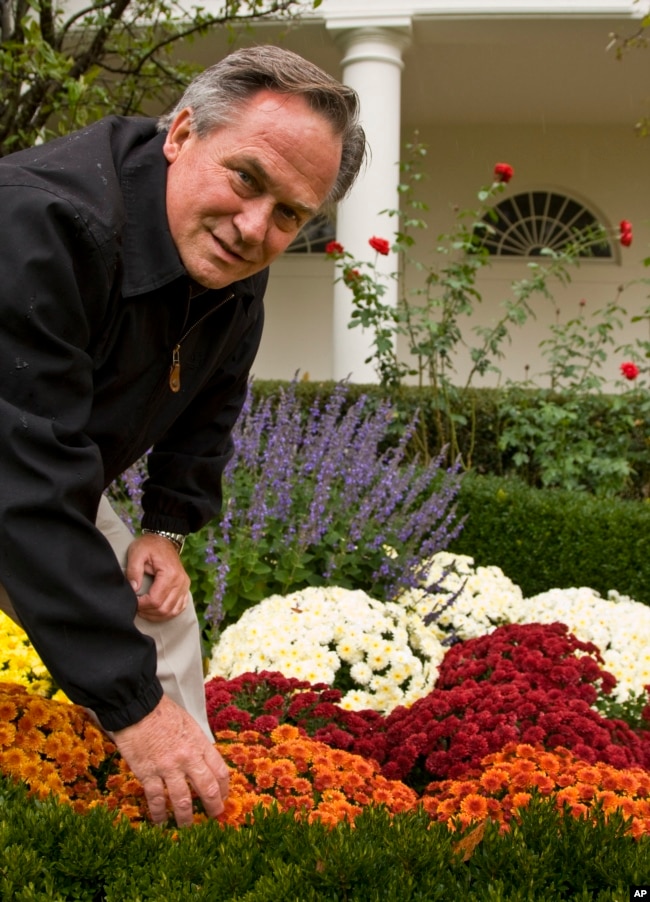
[234,199,274,245]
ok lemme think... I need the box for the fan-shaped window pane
[286,215,336,253]
[481,191,612,258]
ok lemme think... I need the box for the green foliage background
[0,0,319,156]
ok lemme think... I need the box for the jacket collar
[119,130,187,298]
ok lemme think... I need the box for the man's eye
[237,171,256,189]
[278,206,299,224]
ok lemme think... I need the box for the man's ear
[162,108,193,163]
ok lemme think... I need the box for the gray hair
[158,44,366,208]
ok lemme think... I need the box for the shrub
[450,472,650,605]
[248,380,650,500]
[0,773,647,900]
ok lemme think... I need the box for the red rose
[494,162,514,183]
[619,220,633,247]
[325,240,344,255]
[343,267,361,283]
[620,361,640,380]
[368,236,391,256]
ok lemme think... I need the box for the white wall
[252,256,337,382]
[254,120,650,389]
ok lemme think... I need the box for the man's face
[163,89,343,288]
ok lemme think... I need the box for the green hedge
[450,473,650,606]
[251,380,650,500]
[1,777,648,900]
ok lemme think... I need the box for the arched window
[481,191,613,258]
[286,214,336,254]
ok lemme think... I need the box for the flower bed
[398,551,650,700]
[1,555,649,842]
[2,677,649,840]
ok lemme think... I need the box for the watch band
[141,528,186,554]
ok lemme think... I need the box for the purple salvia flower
[111,379,464,628]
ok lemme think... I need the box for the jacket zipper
[169,292,235,392]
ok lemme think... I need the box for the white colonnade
[326,21,411,382]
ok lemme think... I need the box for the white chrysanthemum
[349,661,373,685]
[340,689,375,711]
[516,586,650,702]
[284,659,337,685]
[398,551,650,703]
[368,676,405,709]
[397,551,523,639]
[207,585,446,713]
[335,637,365,665]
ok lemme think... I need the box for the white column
[328,25,411,383]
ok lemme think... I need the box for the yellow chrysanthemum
[0,614,59,697]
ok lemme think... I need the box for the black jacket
[0,116,267,730]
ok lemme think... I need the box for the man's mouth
[213,235,248,263]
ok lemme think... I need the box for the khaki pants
[0,495,212,739]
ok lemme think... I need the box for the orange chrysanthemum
[421,742,650,839]
[0,722,17,748]
[211,725,419,828]
[575,782,597,802]
[19,728,45,753]
[25,697,52,726]
[1,746,30,774]
[479,767,509,793]
[440,797,462,818]
[0,699,18,721]
[537,752,562,774]
[460,793,489,821]
[510,792,533,810]
[575,766,602,786]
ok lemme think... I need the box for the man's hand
[112,694,229,826]
[126,533,191,621]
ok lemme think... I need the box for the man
[0,45,366,826]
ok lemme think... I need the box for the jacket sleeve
[0,184,162,731]
[141,279,267,535]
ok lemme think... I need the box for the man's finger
[165,776,197,827]
[141,776,170,826]
[187,755,229,819]
[137,590,190,621]
[206,745,231,801]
